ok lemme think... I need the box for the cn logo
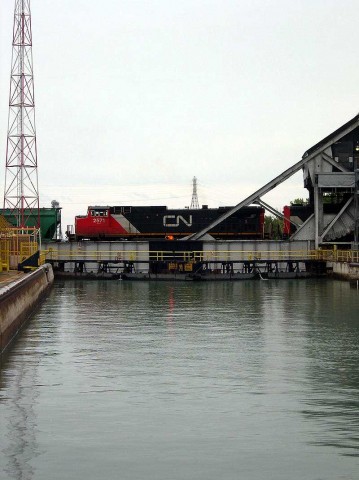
[163,215,192,227]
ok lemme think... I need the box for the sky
[1,0,359,230]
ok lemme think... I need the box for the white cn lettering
[177,215,192,227]
[163,215,192,227]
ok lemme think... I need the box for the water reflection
[0,285,64,480]
[0,339,40,479]
[0,279,358,479]
[299,281,359,456]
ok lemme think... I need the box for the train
[71,205,265,241]
[283,204,312,237]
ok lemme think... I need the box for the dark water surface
[1,279,359,480]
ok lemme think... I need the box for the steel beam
[188,117,359,240]
[321,196,354,240]
[255,198,300,227]
[321,152,350,173]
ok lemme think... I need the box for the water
[0,279,359,480]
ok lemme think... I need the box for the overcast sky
[1,0,359,229]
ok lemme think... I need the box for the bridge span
[43,240,358,280]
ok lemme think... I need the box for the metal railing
[0,227,41,270]
[43,248,359,264]
[0,239,10,272]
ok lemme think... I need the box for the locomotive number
[163,215,192,227]
[93,218,106,224]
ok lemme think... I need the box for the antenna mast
[190,176,200,209]
[3,0,40,228]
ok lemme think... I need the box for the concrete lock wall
[0,264,54,354]
[328,261,359,281]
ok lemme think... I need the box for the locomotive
[72,205,265,240]
[283,204,313,237]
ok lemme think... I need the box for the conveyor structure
[188,114,359,248]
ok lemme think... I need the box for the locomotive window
[91,209,108,217]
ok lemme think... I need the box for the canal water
[0,279,359,480]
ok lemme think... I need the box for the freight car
[72,205,265,240]
[0,206,62,241]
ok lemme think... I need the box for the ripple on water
[0,279,359,480]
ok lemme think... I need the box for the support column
[354,156,359,247]
[314,181,323,249]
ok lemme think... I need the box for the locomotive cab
[75,206,112,240]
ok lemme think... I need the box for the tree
[264,215,283,239]
[290,198,308,206]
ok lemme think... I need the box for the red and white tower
[3,0,39,228]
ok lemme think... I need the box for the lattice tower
[190,176,199,209]
[3,0,40,228]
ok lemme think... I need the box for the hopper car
[71,205,265,241]
[0,206,62,241]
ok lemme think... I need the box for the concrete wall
[0,264,54,354]
[328,262,359,281]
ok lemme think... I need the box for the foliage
[290,198,308,206]
[264,215,283,239]
[323,192,346,204]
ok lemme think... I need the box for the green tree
[264,215,283,239]
[290,198,308,206]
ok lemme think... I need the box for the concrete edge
[0,264,54,355]
[327,261,359,281]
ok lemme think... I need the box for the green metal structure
[0,207,62,242]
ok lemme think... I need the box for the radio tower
[3,0,40,228]
[190,176,200,209]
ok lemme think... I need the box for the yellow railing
[0,239,10,272]
[20,241,38,261]
[39,250,47,266]
[0,227,41,270]
[43,248,359,263]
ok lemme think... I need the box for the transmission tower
[3,0,40,228]
[190,176,200,209]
